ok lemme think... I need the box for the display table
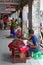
[8,39,29,63]
[12,48,26,63]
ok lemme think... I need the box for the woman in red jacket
[3,16,8,30]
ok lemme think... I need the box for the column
[22,4,29,37]
[32,0,40,37]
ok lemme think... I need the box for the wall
[11,11,19,19]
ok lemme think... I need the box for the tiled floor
[0,30,43,65]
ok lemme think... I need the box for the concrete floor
[0,30,43,65]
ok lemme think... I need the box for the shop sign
[5,6,16,11]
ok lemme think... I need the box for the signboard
[5,5,16,11]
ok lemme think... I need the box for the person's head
[29,29,34,37]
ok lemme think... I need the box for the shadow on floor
[2,53,14,63]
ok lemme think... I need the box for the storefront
[0,0,41,38]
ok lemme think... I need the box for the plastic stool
[38,51,42,59]
[33,51,42,59]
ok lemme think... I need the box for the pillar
[22,0,33,37]
[29,0,32,29]
[22,4,29,37]
[32,0,40,38]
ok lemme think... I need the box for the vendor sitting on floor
[26,29,40,58]
[10,18,18,37]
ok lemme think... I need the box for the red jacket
[3,17,8,23]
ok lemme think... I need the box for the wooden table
[12,49,26,63]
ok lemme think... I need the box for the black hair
[15,19,17,22]
[29,29,34,34]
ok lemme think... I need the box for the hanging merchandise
[22,4,29,37]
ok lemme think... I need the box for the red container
[18,45,29,54]
[13,50,26,63]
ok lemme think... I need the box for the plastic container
[38,51,42,59]
[33,51,42,59]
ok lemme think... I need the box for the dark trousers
[26,48,40,57]
[4,22,7,29]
